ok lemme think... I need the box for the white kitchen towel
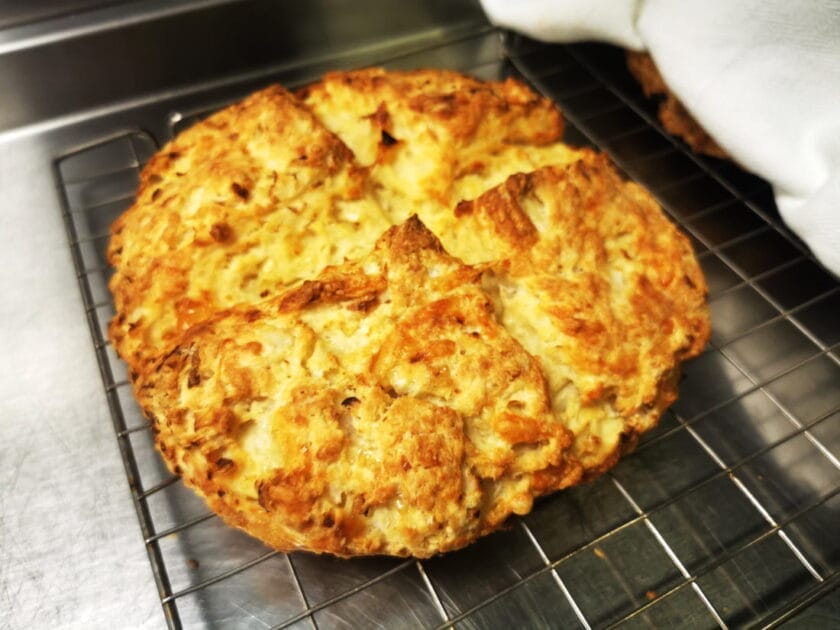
[481,0,840,277]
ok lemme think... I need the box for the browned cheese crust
[109,68,711,557]
[108,85,391,374]
[627,51,728,159]
[138,218,581,557]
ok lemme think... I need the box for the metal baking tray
[54,11,840,629]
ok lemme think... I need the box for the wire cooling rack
[55,28,840,629]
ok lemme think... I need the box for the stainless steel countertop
[0,115,162,628]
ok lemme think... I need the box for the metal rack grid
[55,28,840,629]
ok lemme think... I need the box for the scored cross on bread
[109,68,709,557]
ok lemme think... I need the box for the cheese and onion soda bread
[108,68,710,557]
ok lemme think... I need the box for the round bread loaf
[109,69,709,557]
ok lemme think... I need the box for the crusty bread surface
[109,68,710,557]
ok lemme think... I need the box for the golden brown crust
[107,84,389,374]
[298,68,582,226]
[109,72,582,377]
[447,155,709,472]
[138,218,581,557]
[110,68,710,557]
[627,51,728,159]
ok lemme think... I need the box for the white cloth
[481,0,840,277]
